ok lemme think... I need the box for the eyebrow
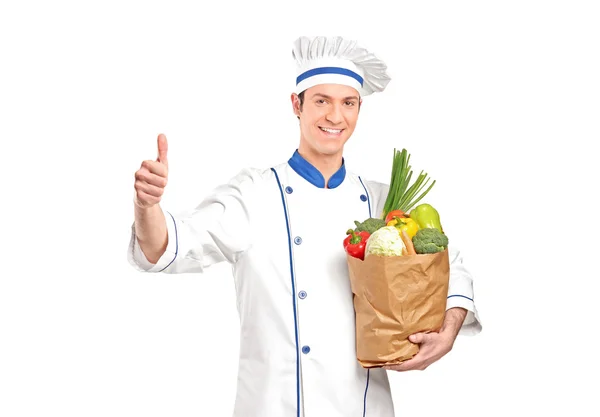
[310,93,360,101]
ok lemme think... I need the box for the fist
[134,133,169,209]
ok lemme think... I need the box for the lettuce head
[365,225,406,257]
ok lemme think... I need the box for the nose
[325,104,343,124]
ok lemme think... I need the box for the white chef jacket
[128,150,482,417]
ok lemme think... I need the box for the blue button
[302,345,310,354]
[285,186,293,194]
[294,236,302,245]
[360,194,367,202]
[298,291,307,299]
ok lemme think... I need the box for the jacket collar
[288,149,346,189]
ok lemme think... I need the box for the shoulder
[346,170,389,197]
[346,170,390,219]
[363,179,389,198]
[228,166,274,185]
[212,167,274,202]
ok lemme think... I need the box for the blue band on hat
[296,67,363,86]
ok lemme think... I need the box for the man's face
[292,83,361,158]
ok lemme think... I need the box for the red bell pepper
[343,229,370,260]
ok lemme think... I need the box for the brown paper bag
[347,249,450,368]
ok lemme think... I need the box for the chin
[315,143,344,155]
[302,133,349,156]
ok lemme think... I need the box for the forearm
[134,203,168,264]
[440,307,467,341]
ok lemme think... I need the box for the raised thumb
[157,133,168,166]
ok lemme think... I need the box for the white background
[1,0,599,416]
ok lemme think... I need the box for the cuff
[446,294,482,336]
[128,207,179,273]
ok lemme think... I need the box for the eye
[316,99,327,104]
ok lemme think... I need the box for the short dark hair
[298,91,305,111]
[296,91,305,120]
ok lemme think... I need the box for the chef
[128,35,482,417]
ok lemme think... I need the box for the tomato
[384,210,406,224]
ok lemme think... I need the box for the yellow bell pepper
[386,217,419,239]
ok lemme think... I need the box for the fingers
[382,333,430,372]
[134,189,162,208]
[136,163,168,187]
[157,133,168,167]
[384,332,451,372]
[383,357,427,372]
[409,333,428,344]
[135,177,165,197]
[133,134,169,209]
[140,159,168,178]
[383,360,418,372]
[134,175,165,208]
[134,157,168,208]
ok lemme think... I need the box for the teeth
[320,127,342,133]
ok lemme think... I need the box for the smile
[319,127,343,134]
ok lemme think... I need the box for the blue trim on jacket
[158,211,178,272]
[288,149,346,189]
[447,294,474,301]
[271,167,301,417]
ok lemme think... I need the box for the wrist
[440,307,467,339]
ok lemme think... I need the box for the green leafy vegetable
[354,218,386,234]
[412,228,449,254]
[381,148,436,219]
[365,226,405,257]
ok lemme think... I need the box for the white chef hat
[292,36,391,97]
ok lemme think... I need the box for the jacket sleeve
[127,168,260,274]
[446,245,482,335]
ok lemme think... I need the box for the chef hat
[292,36,391,97]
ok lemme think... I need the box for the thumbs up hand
[134,133,169,209]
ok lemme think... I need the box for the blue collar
[288,149,346,189]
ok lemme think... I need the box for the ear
[291,93,301,117]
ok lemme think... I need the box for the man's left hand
[383,307,467,372]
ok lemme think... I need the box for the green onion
[381,148,436,219]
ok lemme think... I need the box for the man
[128,36,482,417]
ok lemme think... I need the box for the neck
[297,143,343,188]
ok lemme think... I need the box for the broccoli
[354,218,386,234]
[412,228,449,254]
